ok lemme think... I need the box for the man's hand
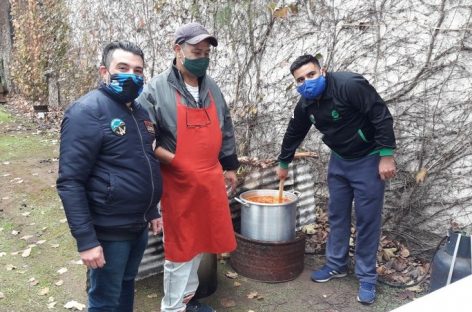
[149,217,163,235]
[276,167,289,180]
[379,156,396,180]
[224,170,237,194]
[80,246,105,269]
[154,147,175,165]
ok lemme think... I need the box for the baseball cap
[174,22,218,47]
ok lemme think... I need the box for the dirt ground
[0,103,410,311]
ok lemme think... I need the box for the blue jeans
[325,153,385,284]
[88,228,149,312]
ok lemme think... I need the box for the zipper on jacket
[130,111,155,222]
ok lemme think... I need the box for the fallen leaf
[70,259,83,265]
[273,6,290,18]
[247,291,259,299]
[50,244,60,248]
[20,235,34,240]
[21,212,31,217]
[29,277,39,286]
[57,267,68,275]
[39,287,49,296]
[11,230,19,236]
[0,292,4,299]
[382,248,397,261]
[220,298,236,308]
[59,218,67,224]
[400,247,410,258]
[234,281,241,287]
[47,301,57,309]
[48,296,55,302]
[2,161,10,165]
[225,271,238,279]
[147,293,158,298]
[397,290,415,300]
[55,280,64,286]
[64,300,86,310]
[0,252,6,257]
[11,251,20,256]
[302,224,316,234]
[392,258,408,272]
[415,168,428,184]
[22,248,32,258]
[1,197,9,200]
[36,240,46,245]
[406,285,423,293]
[6,264,16,271]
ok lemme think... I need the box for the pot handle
[234,197,250,206]
[293,190,302,198]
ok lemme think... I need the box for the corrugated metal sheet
[137,156,317,280]
[137,233,164,280]
[230,157,317,231]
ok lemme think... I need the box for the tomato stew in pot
[245,195,291,204]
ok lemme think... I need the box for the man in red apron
[137,22,239,312]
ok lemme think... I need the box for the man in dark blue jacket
[277,54,396,305]
[57,41,162,312]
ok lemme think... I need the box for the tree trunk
[0,0,13,91]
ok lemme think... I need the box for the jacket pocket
[86,172,111,206]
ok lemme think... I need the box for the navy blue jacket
[279,72,395,162]
[57,88,162,252]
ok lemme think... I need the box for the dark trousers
[325,153,385,284]
[88,228,148,312]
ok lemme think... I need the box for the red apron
[160,92,237,262]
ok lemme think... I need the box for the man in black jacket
[57,41,162,312]
[277,54,396,305]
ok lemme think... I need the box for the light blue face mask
[296,75,326,100]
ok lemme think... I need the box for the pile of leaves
[302,207,431,294]
[3,95,62,131]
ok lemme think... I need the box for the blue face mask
[104,73,144,104]
[296,75,326,100]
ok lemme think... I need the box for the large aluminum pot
[235,189,300,242]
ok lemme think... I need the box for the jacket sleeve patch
[144,120,156,135]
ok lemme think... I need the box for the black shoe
[186,298,216,312]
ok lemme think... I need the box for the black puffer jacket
[57,88,162,252]
[279,71,395,162]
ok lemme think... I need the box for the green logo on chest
[331,110,340,121]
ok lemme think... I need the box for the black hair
[101,41,145,68]
[289,54,320,75]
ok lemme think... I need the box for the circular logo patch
[110,118,126,136]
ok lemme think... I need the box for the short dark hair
[101,41,145,68]
[290,54,320,75]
